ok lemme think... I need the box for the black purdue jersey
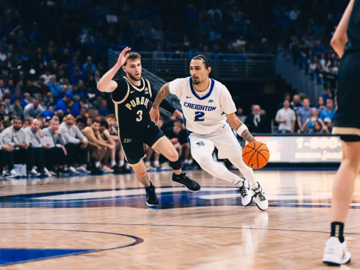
[345,0,360,54]
[111,77,153,129]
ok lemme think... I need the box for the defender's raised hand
[117,47,131,67]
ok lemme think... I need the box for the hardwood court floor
[0,170,359,270]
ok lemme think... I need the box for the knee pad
[169,157,182,170]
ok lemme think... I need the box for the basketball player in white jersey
[150,55,268,211]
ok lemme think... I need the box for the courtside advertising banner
[254,136,342,163]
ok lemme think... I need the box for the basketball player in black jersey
[322,0,359,266]
[97,47,200,207]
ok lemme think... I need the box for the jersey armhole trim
[145,79,152,98]
[112,81,130,104]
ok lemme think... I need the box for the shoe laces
[254,188,266,201]
[239,184,249,197]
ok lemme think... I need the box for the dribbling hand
[117,46,131,67]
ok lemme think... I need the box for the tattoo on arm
[153,83,170,109]
[241,129,255,142]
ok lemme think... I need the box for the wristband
[236,124,248,136]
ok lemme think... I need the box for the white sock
[145,161,150,167]
[153,160,159,167]
[125,163,130,169]
[252,181,259,190]
[232,177,244,187]
[95,161,100,167]
[111,160,116,167]
[119,160,124,167]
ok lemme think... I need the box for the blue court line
[0,228,144,267]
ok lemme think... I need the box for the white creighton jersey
[169,77,236,134]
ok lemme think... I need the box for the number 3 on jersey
[136,110,143,122]
[194,111,205,122]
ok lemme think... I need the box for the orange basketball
[242,141,270,169]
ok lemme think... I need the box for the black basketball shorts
[119,121,165,165]
[333,51,360,142]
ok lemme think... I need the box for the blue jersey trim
[189,78,215,100]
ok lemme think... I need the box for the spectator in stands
[10,99,23,117]
[44,92,56,107]
[236,107,246,123]
[99,119,121,172]
[164,121,191,165]
[99,100,110,116]
[320,66,337,89]
[0,139,15,177]
[24,98,45,119]
[297,98,311,133]
[1,118,39,177]
[302,108,321,133]
[290,94,303,113]
[3,96,11,114]
[315,96,326,111]
[21,93,31,108]
[319,99,336,122]
[42,118,67,173]
[60,114,90,174]
[82,56,97,73]
[309,120,327,134]
[275,99,296,133]
[245,105,270,133]
[323,117,333,133]
[105,114,128,171]
[55,92,72,114]
[321,87,333,104]
[48,75,62,99]
[24,119,50,177]
[83,119,114,174]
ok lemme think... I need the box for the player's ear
[207,67,212,75]
[122,65,126,72]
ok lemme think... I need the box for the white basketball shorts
[188,123,242,159]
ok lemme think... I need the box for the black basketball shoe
[172,173,201,192]
[145,182,159,206]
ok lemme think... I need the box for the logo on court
[123,138,132,143]
[196,141,205,146]
[208,99,214,103]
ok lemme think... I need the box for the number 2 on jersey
[194,111,205,122]
[136,110,143,122]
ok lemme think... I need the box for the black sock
[331,222,344,243]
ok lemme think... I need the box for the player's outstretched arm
[226,113,255,143]
[331,0,355,58]
[150,83,170,122]
[97,46,131,93]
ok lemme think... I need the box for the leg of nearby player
[130,160,151,187]
[154,137,200,192]
[130,160,159,206]
[154,137,181,174]
[323,140,360,266]
[331,141,360,222]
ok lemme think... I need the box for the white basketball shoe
[236,178,253,206]
[322,237,351,266]
[252,182,268,211]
